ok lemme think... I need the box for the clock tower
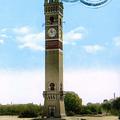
[43,0,66,118]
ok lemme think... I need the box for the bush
[18,104,41,118]
[19,109,38,118]
[80,104,102,115]
[80,106,92,115]
[0,103,42,117]
[66,111,75,116]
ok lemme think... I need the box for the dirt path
[68,116,118,120]
[0,116,118,120]
[0,116,32,120]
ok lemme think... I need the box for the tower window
[49,0,53,3]
[50,83,55,91]
[60,83,63,91]
[50,16,54,24]
[60,18,62,26]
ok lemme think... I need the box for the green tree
[80,105,92,115]
[111,97,120,115]
[87,103,102,115]
[102,100,112,114]
[64,92,82,115]
[80,103,102,115]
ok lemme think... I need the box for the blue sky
[0,0,120,105]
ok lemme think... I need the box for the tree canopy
[64,92,82,115]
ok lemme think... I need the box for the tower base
[43,91,66,118]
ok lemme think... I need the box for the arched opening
[48,106,55,117]
[50,83,55,91]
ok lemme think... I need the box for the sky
[0,0,120,105]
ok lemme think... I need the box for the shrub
[66,111,75,116]
[0,104,42,117]
[19,109,38,118]
[18,104,41,118]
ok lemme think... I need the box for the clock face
[48,28,56,38]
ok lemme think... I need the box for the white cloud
[0,68,119,105]
[83,44,104,54]
[64,27,86,44]
[17,32,45,51]
[0,34,8,38]
[19,43,44,51]
[0,39,4,44]
[0,34,8,45]
[13,26,31,35]
[1,26,45,51]
[13,26,45,51]
[113,36,120,47]
[0,28,8,33]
